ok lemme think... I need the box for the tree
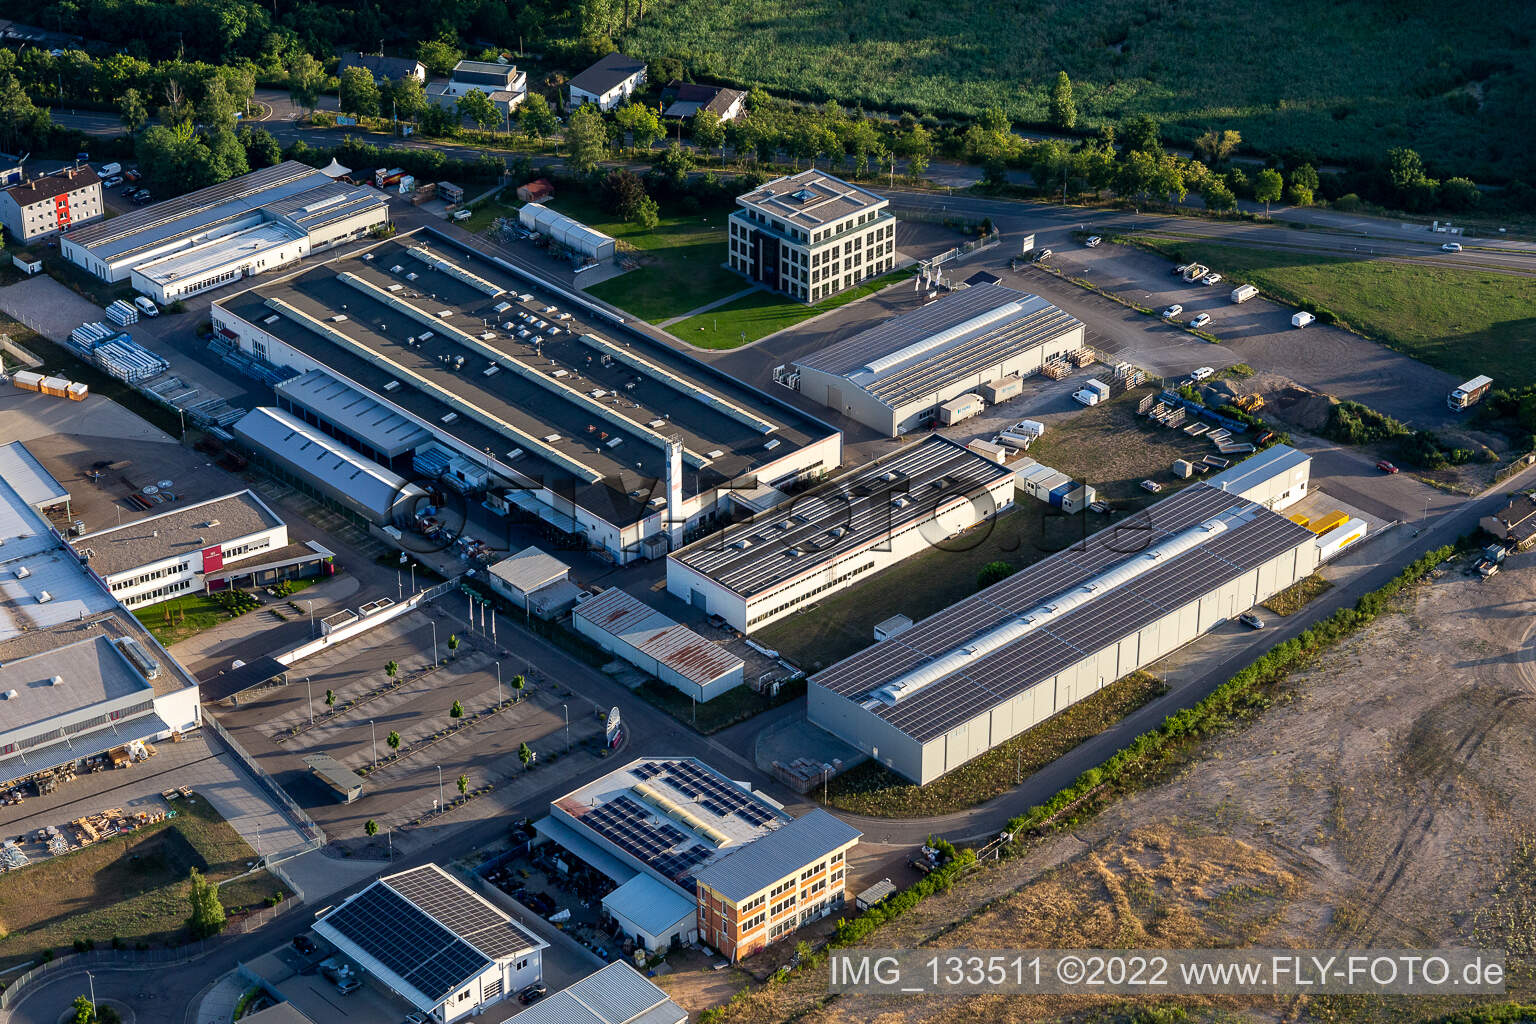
[653,141,694,185]
[614,101,661,154]
[364,819,378,838]
[1254,168,1284,216]
[119,87,149,133]
[286,53,324,115]
[518,742,534,768]
[961,121,1020,185]
[518,92,558,140]
[567,103,608,174]
[977,561,1016,589]
[511,674,525,700]
[447,633,460,658]
[632,194,659,231]
[197,77,238,131]
[897,124,933,177]
[387,730,402,752]
[1122,113,1161,153]
[1048,71,1077,130]
[239,126,281,168]
[457,773,469,798]
[600,168,646,219]
[324,688,335,707]
[339,66,380,118]
[457,89,499,132]
[418,36,464,78]
[1202,176,1237,212]
[185,868,226,939]
[1193,129,1241,165]
[450,699,464,722]
[391,76,427,122]
[385,659,399,682]
[70,995,117,1024]
[691,108,725,163]
[1286,181,1314,207]
[1440,176,1480,211]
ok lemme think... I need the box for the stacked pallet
[105,300,140,327]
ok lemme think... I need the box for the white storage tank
[980,375,1023,403]
[1230,283,1258,303]
[938,392,985,425]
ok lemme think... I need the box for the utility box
[1173,459,1195,478]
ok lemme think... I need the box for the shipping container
[12,370,42,391]
[1308,510,1349,535]
[1030,470,1071,500]
[938,392,984,425]
[980,375,1023,403]
[40,376,69,397]
[1315,518,1367,561]
[1230,284,1258,303]
[966,438,1007,463]
[1048,480,1075,508]
[66,381,88,401]
[1061,483,1096,514]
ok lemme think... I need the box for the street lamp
[87,971,95,1012]
[431,620,439,666]
[495,662,503,707]
[436,764,444,814]
[305,675,313,724]
[370,719,378,767]
[562,704,569,753]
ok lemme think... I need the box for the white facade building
[568,52,647,111]
[0,165,103,242]
[427,59,528,116]
[572,588,744,700]
[728,171,896,302]
[1203,443,1311,511]
[668,436,1015,632]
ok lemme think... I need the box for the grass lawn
[825,671,1168,817]
[133,593,242,646]
[668,267,915,350]
[461,198,522,234]
[1135,239,1536,390]
[1262,574,1334,617]
[0,798,287,969]
[635,678,807,735]
[549,193,746,323]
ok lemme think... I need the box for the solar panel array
[386,865,535,961]
[812,484,1316,742]
[581,795,712,883]
[661,761,777,826]
[323,883,490,1002]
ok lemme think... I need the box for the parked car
[1161,304,1183,318]
[1190,366,1215,381]
[1085,235,1102,247]
[292,934,317,955]
[1190,313,1212,329]
[103,175,122,187]
[1238,612,1265,630]
[1032,248,1053,262]
[519,983,548,1005]
[1376,460,1399,474]
[1140,479,1163,493]
[1173,263,1190,276]
[1441,242,1463,252]
[336,977,362,996]
[124,169,140,182]
[1202,272,1222,285]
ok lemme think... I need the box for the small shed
[873,614,913,641]
[11,251,41,275]
[436,181,465,204]
[516,179,555,203]
[602,874,697,952]
[304,753,362,804]
[488,546,570,610]
[856,878,896,911]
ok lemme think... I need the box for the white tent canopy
[319,159,352,178]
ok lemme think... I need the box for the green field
[669,267,913,349]
[0,798,285,968]
[622,1,1535,179]
[555,194,748,323]
[1135,240,1536,389]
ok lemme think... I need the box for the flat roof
[274,369,431,457]
[73,490,283,578]
[602,874,696,936]
[811,484,1315,743]
[1203,444,1310,499]
[489,546,569,594]
[0,441,69,510]
[64,161,333,263]
[133,220,305,287]
[500,963,685,1024]
[0,474,117,643]
[553,757,789,891]
[0,635,153,737]
[796,284,1083,410]
[735,170,886,231]
[215,231,828,528]
[694,808,861,902]
[263,180,387,233]
[232,407,425,519]
[573,589,743,685]
[672,435,1013,599]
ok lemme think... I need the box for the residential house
[516,179,554,203]
[337,52,427,85]
[427,59,528,118]
[0,165,102,243]
[662,81,747,122]
[568,52,647,112]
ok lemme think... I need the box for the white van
[134,296,159,317]
[98,162,122,177]
[452,209,472,222]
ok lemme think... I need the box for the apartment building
[0,165,102,242]
[727,170,896,302]
[694,810,861,961]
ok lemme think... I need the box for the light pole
[370,719,378,767]
[431,620,438,666]
[397,568,402,599]
[496,662,503,707]
[436,764,444,814]
[305,675,313,724]
[177,407,185,439]
[87,971,95,1012]
[410,564,416,594]
[306,599,314,636]
[562,704,569,753]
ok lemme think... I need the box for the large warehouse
[808,462,1320,785]
[792,283,1085,435]
[667,435,1015,633]
[60,161,387,302]
[213,230,840,564]
[0,451,202,789]
[535,756,859,961]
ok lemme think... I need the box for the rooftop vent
[2,689,16,700]
[14,565,29,579]
[115,636,160,680]
[50,675,63,686]
[36,590,52,604]
[203,519,220,528]
[791,188,817,202]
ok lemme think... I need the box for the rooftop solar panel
[385,865,536,961]
[323,883,492,1003]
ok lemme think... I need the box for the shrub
[1323,400,1409,445]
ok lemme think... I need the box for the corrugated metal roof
[274,369,430,457]
[573,589,742,685]
[0,441,68,510]
[601,874,695,938]
[694,809,861,902]
[501,962,684,1024]
[490,546,570,595]
[1203,444,1310,500]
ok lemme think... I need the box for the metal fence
[201,711,326,846]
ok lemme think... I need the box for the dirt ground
[708,550,1536,1024]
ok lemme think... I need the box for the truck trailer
[1448,375,1493,411]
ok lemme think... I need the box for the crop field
[1135,240,1536,390]
[623,0,1536,178]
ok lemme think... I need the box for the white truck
[1448,375,1493,411]
[1291,311,1315,328]
[1230,283,1258,303]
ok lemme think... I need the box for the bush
[1323,400,1409,445]
[976,560,1016,589]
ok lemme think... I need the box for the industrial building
[572,588,743,700]
[728,171,895,302]
[500,963,686,1024]
[71,491,329,608]
[486,546,583,619]
[667,435,1016,633]
[1203,443,1311,511]
[212,230,839,565]
[231,407,428,525]
[791,283,1085,435]
[809,465,1322,785]
[518,203,616,261]
[0,448,201,789]
[314,863,547,1023]
[0,440,71,517]
[535,757,859,961]
[0,164,103,242]
[60,161,388,301]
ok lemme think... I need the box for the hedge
[1001,542,1458,838]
